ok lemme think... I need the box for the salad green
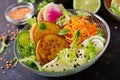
[0,37,9,54]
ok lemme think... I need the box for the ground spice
[9,7,32,20]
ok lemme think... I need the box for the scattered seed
[3,59,6,62]
[8,30,11,33]
[12,26,15,29]
[10,60,13,64]
[115,26,118,29]
[6,24,10,27]
[0,66,4,69]
[2,71,6,74]
[0,57,3,61]
[5,61,9,64]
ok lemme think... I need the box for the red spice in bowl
[9,7,32,20]
[5,2,34,25]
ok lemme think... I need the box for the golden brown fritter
[36,35,69,65]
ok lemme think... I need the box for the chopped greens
[18,42,36,57]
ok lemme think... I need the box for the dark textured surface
[0,0,120,80]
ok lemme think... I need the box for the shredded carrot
[64,16,99,44]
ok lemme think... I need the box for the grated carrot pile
[64,16,99,44]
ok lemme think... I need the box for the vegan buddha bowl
[14,2,110,77]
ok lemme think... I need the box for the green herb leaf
[97,28,103,36]
[73,30,80,41]
[38,22,47,30]
[70,30,80,48]
[58,28,69,35]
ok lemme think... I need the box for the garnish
[58,28,69,35]
[70,30,80,48]
[38,22,47,30]
[97,28,103,36]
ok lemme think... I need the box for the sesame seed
[51,65,53,67]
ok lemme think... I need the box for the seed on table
[3,59,6,62]
[2,71,6,74]
[5,61,9,64]
[0,66,4,69]
[10,60,13,64]
[8,30,12,33]
[6,24,10,27]
[6,66,10,69]
[0,57,3,61]
[12,26,15,29]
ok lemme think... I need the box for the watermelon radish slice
[37,6,46,22]
[43,2,63,23]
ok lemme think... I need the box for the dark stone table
[0,0,120,80]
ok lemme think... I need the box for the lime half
[73,0,101,13]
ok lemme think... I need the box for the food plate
[14,9,110,77]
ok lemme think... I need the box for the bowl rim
[104,0,120,21]
[13,9,111,77]
[5,2,34,25]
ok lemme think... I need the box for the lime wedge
[73,0,101,13]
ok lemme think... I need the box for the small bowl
[14,9,110,77]
[104,0,120,22]
[5,2,34,25]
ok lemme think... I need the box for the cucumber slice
[90,38,104,53]
[17,30,30,47]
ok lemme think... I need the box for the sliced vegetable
[17,30,30,47]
